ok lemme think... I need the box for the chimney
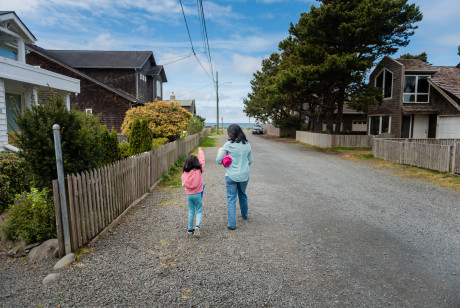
[170,92,175,101]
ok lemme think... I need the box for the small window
[85,109,93,115]
[375,69,393,99]
[369,116,391,135]
[404,75,430,103]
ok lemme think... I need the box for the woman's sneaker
[194,226,201,238]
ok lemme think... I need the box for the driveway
[1,133,459,307]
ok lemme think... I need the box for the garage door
[437,116,460,138]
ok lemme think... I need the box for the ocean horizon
[205,122,262,128]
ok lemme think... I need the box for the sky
[2,0,460,123]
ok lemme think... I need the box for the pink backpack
[222,153,232,167]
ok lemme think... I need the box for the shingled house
[0,12,79,151]
[163,92,196,115]
[368,56,460,138]
[26,46,167,132]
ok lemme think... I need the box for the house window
[369,116,391,135]
[404,75,429,103]
[0,46,17,61]
[85,109,92,115]
[375,69,393,99]
[156,80,161,98]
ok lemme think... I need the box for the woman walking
[216,124,253,230]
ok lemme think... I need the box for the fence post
[53,124,72,255]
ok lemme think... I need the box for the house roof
[0,11,36,42]
[38,50,155,69]
[27,44,140,104]
[147,65,167,82]
[164,99,196,114]
[395,58,441,72]
[429,67,460,100]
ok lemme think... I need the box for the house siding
[0,78,7,148]
[80,69,137,98]
[368,57,404,137]
[26,52,133,132]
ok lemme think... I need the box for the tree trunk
[334,86,346,134]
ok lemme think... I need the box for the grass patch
[324,146,372,151]
[159,155,187,188]
[200,137,220,148]
[211,128,226,136]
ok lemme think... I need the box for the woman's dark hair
[227,124,248,144]
[183,155,203,172]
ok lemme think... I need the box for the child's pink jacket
[181,149,205,195]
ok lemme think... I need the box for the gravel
[0,133,459,307]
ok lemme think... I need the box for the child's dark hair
[183,155,203,172]
[227,124,248,144]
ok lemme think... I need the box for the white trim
[0,56,80,93]
[0,12,36,43]
[375,68,393,100]
[403,75,430,104]
[85,108,92,115]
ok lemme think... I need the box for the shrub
[152,137,169,150]
[128,119,152,156]
[119,142,130,159]
[100,128,121,165]
[0,152,33,213]
[0,188,57,243]
[13,92,105,189]
[186,115,205,135]
[121,101,192,141]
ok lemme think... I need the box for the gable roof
[39,50,155,69]
[429,67,460,100]
[147,65,167,82]
[395,58,441,72]
[0,11,36,42]
[27,44,140,104]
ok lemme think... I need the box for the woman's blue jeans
[225,176,249,229]
[187,193,202,230]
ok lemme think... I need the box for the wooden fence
[263,124,296,138]
[373,139,460,174]
[296,131,375,148]
[52,130,209,256]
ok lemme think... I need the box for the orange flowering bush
[122,101,192,141]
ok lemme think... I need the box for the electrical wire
[179,0,215,83]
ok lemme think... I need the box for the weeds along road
[1,132,459,307]
[245,133,459,306]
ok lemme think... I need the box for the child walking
[181,147,205,238]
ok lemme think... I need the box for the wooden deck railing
[53,131,209,256]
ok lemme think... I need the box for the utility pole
[216,71,219,135]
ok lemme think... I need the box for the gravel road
[1,133,459,307]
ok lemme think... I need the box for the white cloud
[232,54,262,74]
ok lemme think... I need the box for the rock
[43,273,60,284]
[54,253,76,270]
[7,246,22,257]
[28,239,59,261]
[24,242,41,252]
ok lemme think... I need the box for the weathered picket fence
[373,138,460,174]
[52,130,209,256]
[296,131,377,148]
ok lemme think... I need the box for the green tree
[13,92,104,189]
[400,52,429,63]
[186,115,206,135]
[128,119,152,156]
[100,127,121,165]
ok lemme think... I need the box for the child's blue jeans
[187,193,202,230]
[225,176,249,229]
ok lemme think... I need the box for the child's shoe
[187,229,194,236]
[194,226,201,238]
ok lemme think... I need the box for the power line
[197,0,215,85]
[179,0,215,83]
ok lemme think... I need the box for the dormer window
[404,75,429,103]
[375,69,393,99]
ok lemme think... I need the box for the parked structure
[164,92,196,116]
[0,11,80,152]
[368,57,460,138]
[26,46,167,132]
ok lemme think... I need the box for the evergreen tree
[128,119,152,156]
[400,52,429,63]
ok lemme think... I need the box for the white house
[0,11,80,151]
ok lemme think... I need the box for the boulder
[43,273,60,284]
[54,253,76,270]
[29,239,59,261]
